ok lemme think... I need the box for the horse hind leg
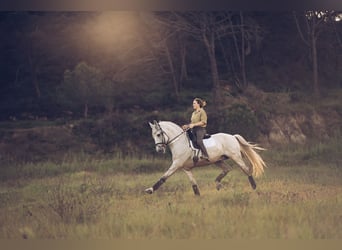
[231,154,257,190]
[214,160,232,190]
[248,176,256,190]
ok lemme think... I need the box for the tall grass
[1,132,340,181]
[264,133,341,168]
[0,167,341,239]
[0,151,170,181]
[0,136,341,239]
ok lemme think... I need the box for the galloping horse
[145,120,266,195]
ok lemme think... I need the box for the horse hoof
[216,182,223,191]
[145,188,153,194]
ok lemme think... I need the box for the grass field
[0,131,341,239]
[0,157,341,239]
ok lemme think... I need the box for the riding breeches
[192,127,209,157]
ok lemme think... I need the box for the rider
[182,98,210,161]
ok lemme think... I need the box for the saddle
[186,130,211,150]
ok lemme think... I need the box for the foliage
[72,113,152,153]
[1,12,341,119]
[47,176,111,223]
[213,103,259,140]
[57,62,113,117]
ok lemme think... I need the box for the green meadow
[0,136,341,239]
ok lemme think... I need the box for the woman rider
[182,98,210,160]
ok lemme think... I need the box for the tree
[151,12,264,105]
[0,12,91,118]
[80,11,173,108]
[59,62,112,118]
[226,12,264,90]
[151,12,230,105]
[138,12,184,101]
[293,11,341,96]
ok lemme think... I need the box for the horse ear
[153,120,158,125]
[149,122,154,128]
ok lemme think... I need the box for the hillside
[0,88,341,164]
[237,87,342,145]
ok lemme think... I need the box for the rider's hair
[194,98,206,108]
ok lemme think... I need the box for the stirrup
[200,155,210,161]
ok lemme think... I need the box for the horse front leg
[214,160,233,190]
[145,161,181,194]
[144,178,166,194]
[183,169,200,196]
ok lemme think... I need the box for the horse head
[149,120,168,154]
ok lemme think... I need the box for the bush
[72,116,128,152]
[72,113,155,154]
[47,176,112,224]
[214,104,259,141]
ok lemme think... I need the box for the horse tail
[234,134,267,178]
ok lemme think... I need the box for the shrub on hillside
[72,114,154,153]
[214,104,259,141]
[72,116,128,152]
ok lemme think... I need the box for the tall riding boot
[198,142,209,160]
[194,127,209,160]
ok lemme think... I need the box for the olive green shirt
[191,108,207,127]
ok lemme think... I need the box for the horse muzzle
[156,144,166,153]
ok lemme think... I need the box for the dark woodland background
[0,11,341,160]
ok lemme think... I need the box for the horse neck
[159,121,181,137]
[159,121,189,150]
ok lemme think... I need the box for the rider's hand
[182,124,189,130]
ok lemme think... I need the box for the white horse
[145,120,267,195]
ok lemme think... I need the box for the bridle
[154,122,187,148]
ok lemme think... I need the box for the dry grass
[0,164,341,239]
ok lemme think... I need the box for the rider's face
[192,100,200,110]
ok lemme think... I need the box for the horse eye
[157,134,161,137]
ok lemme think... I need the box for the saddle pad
[203,137,216,148]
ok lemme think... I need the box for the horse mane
[159,121,183,133]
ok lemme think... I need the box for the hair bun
[195,97,206,108]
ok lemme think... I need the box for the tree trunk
[180,41,188,83]
[203,30,221,106]
[240,12,248,89]
[218,36,234,77]
[229,14,243,90]
[312,38,319,96]
[84,102,88,119]
[311,25,319,96]
[164,41,180,100]
[32,68,41,99]
[293,12,321,96]
[27,49,41,99]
